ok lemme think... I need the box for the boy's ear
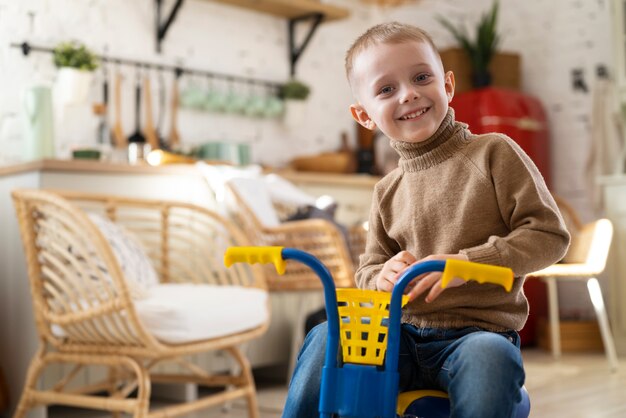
[350,104,377,130]
[445,70,455,103]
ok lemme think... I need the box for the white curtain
[586,77,626,214]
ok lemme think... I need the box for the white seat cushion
[134,283,269,344]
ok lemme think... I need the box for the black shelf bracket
[288,13,324,77]
[156,0,185,53]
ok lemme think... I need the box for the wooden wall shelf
[209,0,350,21]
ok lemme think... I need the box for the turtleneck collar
[390,108,470,172]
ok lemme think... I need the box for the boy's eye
[378,86,394,95]
[414,73,430,82]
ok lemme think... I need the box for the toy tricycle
[225,246,530,418]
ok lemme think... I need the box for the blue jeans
[282,322,525,418]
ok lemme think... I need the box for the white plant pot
[55,67,94,105]
[283,100,307,128]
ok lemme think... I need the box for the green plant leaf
[280,79,310,100]
[53,41,98,71]
[438,0,501,80]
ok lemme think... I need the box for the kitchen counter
[0,159,380,224]
[0,158,380,185]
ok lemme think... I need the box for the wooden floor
[522,349,626,417]
[45,348,626,418]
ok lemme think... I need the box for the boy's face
[349,40,455,143]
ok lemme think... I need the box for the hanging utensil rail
[10,41,283,89]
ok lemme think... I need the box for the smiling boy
[282,22,569,418]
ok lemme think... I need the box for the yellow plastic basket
[336,288,409,366]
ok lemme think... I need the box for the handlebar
[224,246,514,372]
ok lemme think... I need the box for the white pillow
[88,213,160,293]
[196,162,263,206]
[227,177,281,227]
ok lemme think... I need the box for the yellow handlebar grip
[441,259,514,292]
[224,246,286,275]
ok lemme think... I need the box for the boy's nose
[399,86,420,103]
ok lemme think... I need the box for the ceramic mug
[179,86,206,109]
[203,90,228,113]
[263,96,285,118]
[237,143,251,165]
[223,93,248,114]
[196,142,222,160]
[218,142,251,165]
[244,95,266,117]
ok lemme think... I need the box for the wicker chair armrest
[260,218,343,234]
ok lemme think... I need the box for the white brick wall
[1,0,612,212]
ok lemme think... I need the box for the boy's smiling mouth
[398,107,430,120]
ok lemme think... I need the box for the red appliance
[452,87,551,347]
[451,87,551,188]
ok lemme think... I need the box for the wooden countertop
[0,159,381,187]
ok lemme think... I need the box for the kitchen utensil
[110,71,126,148]
[128,71,146,145]
[142,75,160,150]
[156,69,167,148]
[128,70,149,164]
[95,64,110,145]
[168,73,181,149]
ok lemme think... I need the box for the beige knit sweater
[356,109,570,332]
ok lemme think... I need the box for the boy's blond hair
[345,22,442,84]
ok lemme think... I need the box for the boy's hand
[405,253,469,302]
[375,251,417,293]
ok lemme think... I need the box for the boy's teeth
[401,108,428,120]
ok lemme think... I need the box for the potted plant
[438,1,500,88]
[280,79,310,101]
[53,41,99,104]
[280,79,310,127]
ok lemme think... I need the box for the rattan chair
[224,179,366,380]
[12,189,269,418]
[224,180,359,291]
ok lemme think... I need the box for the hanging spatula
[168,71,182,149]
[110,70,127,148]
[142,74,160,150]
